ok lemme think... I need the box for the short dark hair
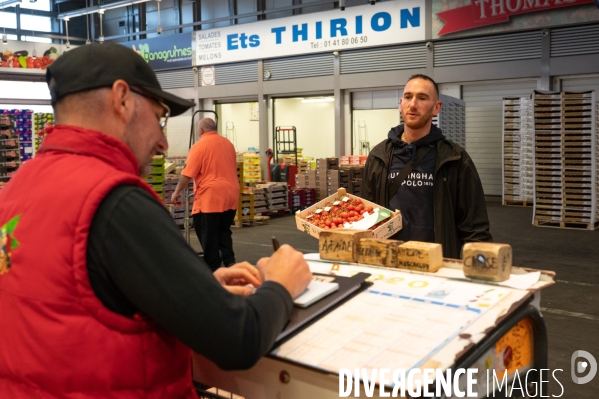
[406,74,439,98]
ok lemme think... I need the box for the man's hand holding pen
[257,239,312,299]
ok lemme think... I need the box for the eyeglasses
[129,86,170,131]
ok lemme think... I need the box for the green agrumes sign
[121,33,192,70]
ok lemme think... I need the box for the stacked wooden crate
[502,97,534,206]
[533,91,564,225]
[532,91,598,230]
[561,92,596,228]
[145,155,165,200]
[436,94,466,148]
[235,192,255,225]
[242,153,261,183]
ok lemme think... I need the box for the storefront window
[19,0,51,12]
[20,14,52,32]
[0,10,16,29]
[0,81,51,100]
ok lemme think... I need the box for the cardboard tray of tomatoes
[295,188,402,239]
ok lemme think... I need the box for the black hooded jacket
[387,125,444,243]
[361,124,492,258]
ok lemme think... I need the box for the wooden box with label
[356,238,403,267]
[462,243,512,282]
[396,241,443,273]
[319,229,372,263]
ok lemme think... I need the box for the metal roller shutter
[156,69,194,89]
[434,31,541,67]
[213,61,258,85]
[264,53,333,80]
[551,24,599,58]
[462,80,538,196]
[560,76,599,93]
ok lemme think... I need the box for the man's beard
[402,107,434,130]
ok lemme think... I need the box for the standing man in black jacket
[361,74,492,258]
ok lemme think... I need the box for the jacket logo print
[0,215,21,275]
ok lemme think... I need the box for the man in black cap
[0,42,311,398]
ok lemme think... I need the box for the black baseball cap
[46,42,195,116]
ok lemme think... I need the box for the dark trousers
[192,209,236,272]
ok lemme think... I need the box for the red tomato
[340,212,348,219]
[360,210,365,215]
[365,206,373,213]
[347,205,355,211]
[325,220,331,227]
[322,211,329,216]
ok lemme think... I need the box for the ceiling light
[0,0,21,10]
[301,97,335,103]
[2,34,7,44]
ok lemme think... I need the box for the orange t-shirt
[181,132,239,214]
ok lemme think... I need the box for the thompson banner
[433,0,599,38]
[121,33,192,70]
[193,0,425,66]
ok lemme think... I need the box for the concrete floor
[189,196,599,397]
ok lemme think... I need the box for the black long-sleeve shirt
[87,185,293,370]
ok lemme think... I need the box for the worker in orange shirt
[172,118,239,271]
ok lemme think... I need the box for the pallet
[533,219,599,231]
[231,215,270,228]
[259,209,290,217]
[503,199,533,207]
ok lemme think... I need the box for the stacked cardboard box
[317,157,338,170]
[252,190,269,214]
[326,169,350,196]
[145,155,165,200]
[502,97,534,206]
[295,170,317,188]
[254,182,289,212]
[163,174,193,228]
[288,187,317,209]
[315,158,338,200]
[341,165,364,195]
[163,174,193,206]
[236,192,255,222]
[0,115,19,183]
[33,112,53,153]
[296,161,310,172]
[1,109,33,162]
[243,153,261,183]
[236,162,244,189]
[166,203,186,227]
[532,90,599,230]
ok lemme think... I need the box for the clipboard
[273,272,372,348]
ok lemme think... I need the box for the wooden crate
[532,90,598,230]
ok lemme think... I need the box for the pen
[272,236,280,252]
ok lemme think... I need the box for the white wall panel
[560,75,599,93]
[166,108,194,157]
[462,80,538,196]
[216,102,260,153]
[352,109,399,155]
[274,98,335,160]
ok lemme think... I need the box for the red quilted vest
[0,126,197,398]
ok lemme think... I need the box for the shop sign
[121,33,192,70]
[433,0,599,38]
[201,66,215,86]
[193,0,425,66]
[0,42,71,73]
